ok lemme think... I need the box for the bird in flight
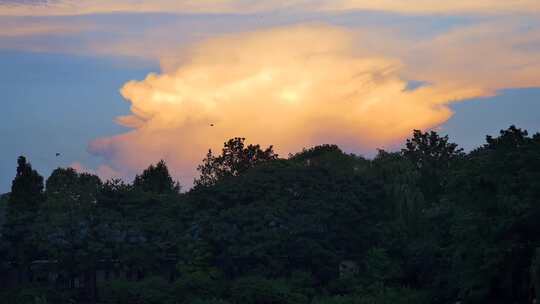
[56,153,61,157]
[210,124,214,127]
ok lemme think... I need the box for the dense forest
[1,125,540,304]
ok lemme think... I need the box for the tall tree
[9,156,44,207]
[443,126,540,303]
[134,160,180,194]
[401,130,463,204]
[195,137,278,188]
[39,168,104,300]
[3,156,44,284]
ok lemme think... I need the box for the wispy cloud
[0,18,95,37]
[1,0,539,16]
[403,22,540,91]
[315,0,540,14]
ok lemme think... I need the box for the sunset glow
[1,0,539,187]
[2,2,540,301]
[87,26,482,183]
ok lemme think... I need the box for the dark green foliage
[134,160,180,194]
[0,194,8,276]
[0,193,7,231]
[3,157,45,286]
[37,168,105,301]
[402,130,463,169]
[0,286,76,304]
[401,130,464,204]
[173,269,226,302]
[313,287,428,304]
[230,276,309,304]
[194,137,278,188]
[441,126,540,303]
[10,156,44,208]
[189,299,231,304]
[100,276,173,304]
[188,151,382,280]
[1,126,540,304]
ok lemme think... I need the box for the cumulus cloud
[87,25,487,186]
[0,12,540,184]
[1,0,539,16]
[4,1,538,187]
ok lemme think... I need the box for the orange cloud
[88,25,486,186]
[3,3,538,187]
[315,0,540,14]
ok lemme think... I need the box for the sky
[1,0,539,191]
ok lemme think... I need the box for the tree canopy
[10,156,44,208]
[1,126,540,304]
[195,137,278,188]
[134,160,180,194]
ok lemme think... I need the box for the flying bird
[210,124,214,127]
[56,153,61,157]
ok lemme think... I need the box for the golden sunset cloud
[88,25,487,185]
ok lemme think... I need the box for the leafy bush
[99,277,172,304]
[314,287,428,304]
[173,271,225,303]
[230,276,308,304]
[138,276,173,304]
[0,287,76,304]
[313,295,361,304]
[99,279,139,303]
[187,298,231,304]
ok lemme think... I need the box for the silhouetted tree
[485,125,528,149]
[2,126,540,304]
[38,168,104,300]
[134,160,180,194]
[9,156,44,207]
[442,126,540,303]
[3,156,44,284]
[195,137,278,187]
[401,130,463,204]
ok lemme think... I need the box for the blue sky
[0,51,154,191]
[1,1,539,191]
[444,88,540,151]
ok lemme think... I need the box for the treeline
[1,126,540,304]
